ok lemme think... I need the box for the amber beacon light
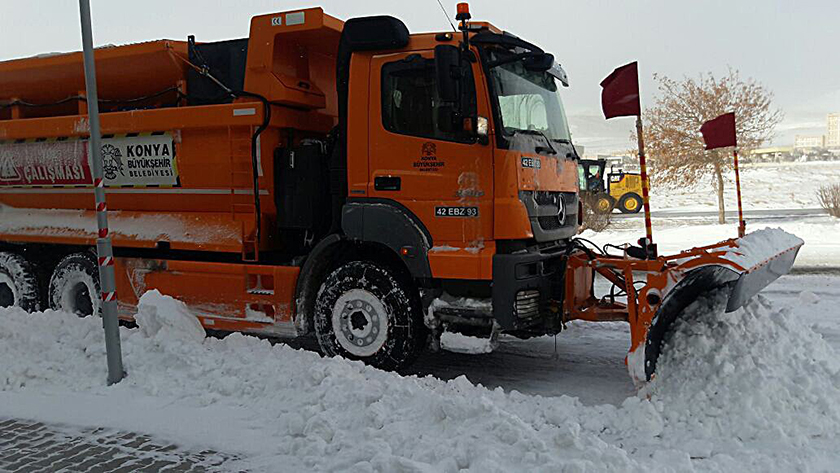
[456,3,471,21]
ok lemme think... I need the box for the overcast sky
[2,0,838,153]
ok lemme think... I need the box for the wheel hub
[332,289,389,357]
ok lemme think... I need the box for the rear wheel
[314,260,425,371]
[0,252,41,312]
[619,193,643,214]
[49,252,100,317]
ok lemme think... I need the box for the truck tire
[49,252,101,317]
[618,193,643,214]
[0,252,41,312]
[314,260,425,371]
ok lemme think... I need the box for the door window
[381,54,476,143]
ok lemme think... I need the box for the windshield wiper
[510,129,557,155]
[549,138,581,159]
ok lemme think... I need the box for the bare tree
[818,183,840,218]
[640,69,782,223]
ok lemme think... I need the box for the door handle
[374,176,401,191]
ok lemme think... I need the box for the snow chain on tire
[0,251,41,312]
[314,261,426,371]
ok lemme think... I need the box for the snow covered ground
[1,277,839,472]
[583,217,839,268]
[647,160,840,212]
[586,160,840,267]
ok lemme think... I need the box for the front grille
[535,191,576,207]
[515,289,540,318]
[519,190,579,241]
[534,191,561,206]
[538,215,563,230]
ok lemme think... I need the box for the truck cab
[315,12,580,352]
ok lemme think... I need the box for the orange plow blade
[563,228,804,385]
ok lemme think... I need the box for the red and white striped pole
[635,116,656,258]
[80,0,125,385]
[733,148,746,238]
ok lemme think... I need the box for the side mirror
[435,45,461,103]
[524,53,569,87]
[523,53,554,72]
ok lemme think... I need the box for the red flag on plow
[701,112,737,149]
[600,62,641,119]
[600,61,654,254]
[701,112,744,236]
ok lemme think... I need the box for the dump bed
[0,8,343,255]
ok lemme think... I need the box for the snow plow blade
[641,228,803,381]
[565,228,804,384]
[725,241,800,312]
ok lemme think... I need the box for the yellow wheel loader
[579,159,644,214]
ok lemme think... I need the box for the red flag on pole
[600,62,641,119]
[701,112,737,150]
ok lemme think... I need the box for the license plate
[435,206,479,218]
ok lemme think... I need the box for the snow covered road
[1,275,839,472]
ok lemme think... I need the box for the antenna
[435,0,457,32]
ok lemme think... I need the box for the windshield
[488,51,572,142]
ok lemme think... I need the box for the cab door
[367,50,493,253]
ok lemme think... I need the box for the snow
[135,290,206,343]
[799,290,820,304]
[718,227,803,269]
[585,219,837,268]
[0,206,240,247]
[590,160,840,267]
[1,277,839,471]
[640,292,840,456]
[429,245,460,253]
[440,332,496,354]
[648,160,840,212]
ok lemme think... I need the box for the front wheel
[314,261,425,371]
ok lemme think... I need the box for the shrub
[817,183,840,218]
[578,197,612,233]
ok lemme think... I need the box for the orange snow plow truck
[0,5,801,382]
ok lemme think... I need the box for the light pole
[78,0,125,385]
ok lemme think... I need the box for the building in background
[794,134,825,149]
[748,146,793,162]
[827,113,840,148]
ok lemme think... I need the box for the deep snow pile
[634,293,840,465]
[1,290,839,471]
